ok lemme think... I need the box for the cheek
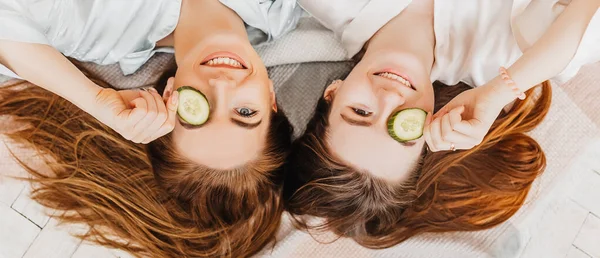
[168,126,186,154]
[332,82,374,111]
[174,68,189,82]
[337,79,373,99]
[170,124,184,143]
[174,66,205,86]
[419,87,435,110]
[237,85,272,107]
[173,70,195,89]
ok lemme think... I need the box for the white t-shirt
[299,0,600,86]
[0,0,303,78]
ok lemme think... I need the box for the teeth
[204,57,243,68]
[377,72,412,88]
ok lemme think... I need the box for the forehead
[170,120,269,170]
[327,116,424,183]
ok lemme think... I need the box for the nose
[373,76,407,109]
[208,77,236,117]
[379,86,405,108]
[208,76,236,88]
[377,87,405,124]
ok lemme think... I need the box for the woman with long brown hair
[0,0,301,257]
[285,0,600,248]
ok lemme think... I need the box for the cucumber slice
[176,86,210,125]
[387,108,427,142]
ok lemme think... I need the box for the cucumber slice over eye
[176,86,210,125]
[387,108,427,143]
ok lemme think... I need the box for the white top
[0,0,302,78]
[299,0,600,86]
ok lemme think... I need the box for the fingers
[116,77,177,144]
[424,113,445,152]
[448,107,485,144]
[440,112,472,147]
[143,90,179,143]
[446,107,474,135]
[425,106,480,152]
[142,78,178,144]
[430,114,452,151]
[136,88,168,144]
[129,90,158,142]
[118,89,144,103]
[162,88,170,103]
[424,112,436,152]
[112,81,178,144]
[115,91,146,140]
[120,89,158,143]
[432,105,451,120]
[162,77,175,103]
[126,95,147,124]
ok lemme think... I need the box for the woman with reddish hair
[285,0,599,248]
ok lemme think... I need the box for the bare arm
[0,40,101,113]
[0,40,179,144]
[491,0,600,104]
[428,0,599,151]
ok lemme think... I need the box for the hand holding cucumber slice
[387,108,427,142]
[177,86,210,125]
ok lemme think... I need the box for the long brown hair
[0,65,292,257]
[284,80,551,248]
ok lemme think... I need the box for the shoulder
[219,0,303,41]
[300,0,410,57]
[298,0,371,36]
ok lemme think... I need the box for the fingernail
[149,87,158,93]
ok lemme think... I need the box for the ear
[162,77,176,103]
[269,80,278,113]
[324,80,342,103]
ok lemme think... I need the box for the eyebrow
[340,113,418,147]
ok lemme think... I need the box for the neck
[363,4,436,75]
[165,0,249,62]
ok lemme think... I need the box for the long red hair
[0,64,293,257]
[285,81,551,248]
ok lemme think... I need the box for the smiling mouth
[201,57,247,69]
[374,71,414,90]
